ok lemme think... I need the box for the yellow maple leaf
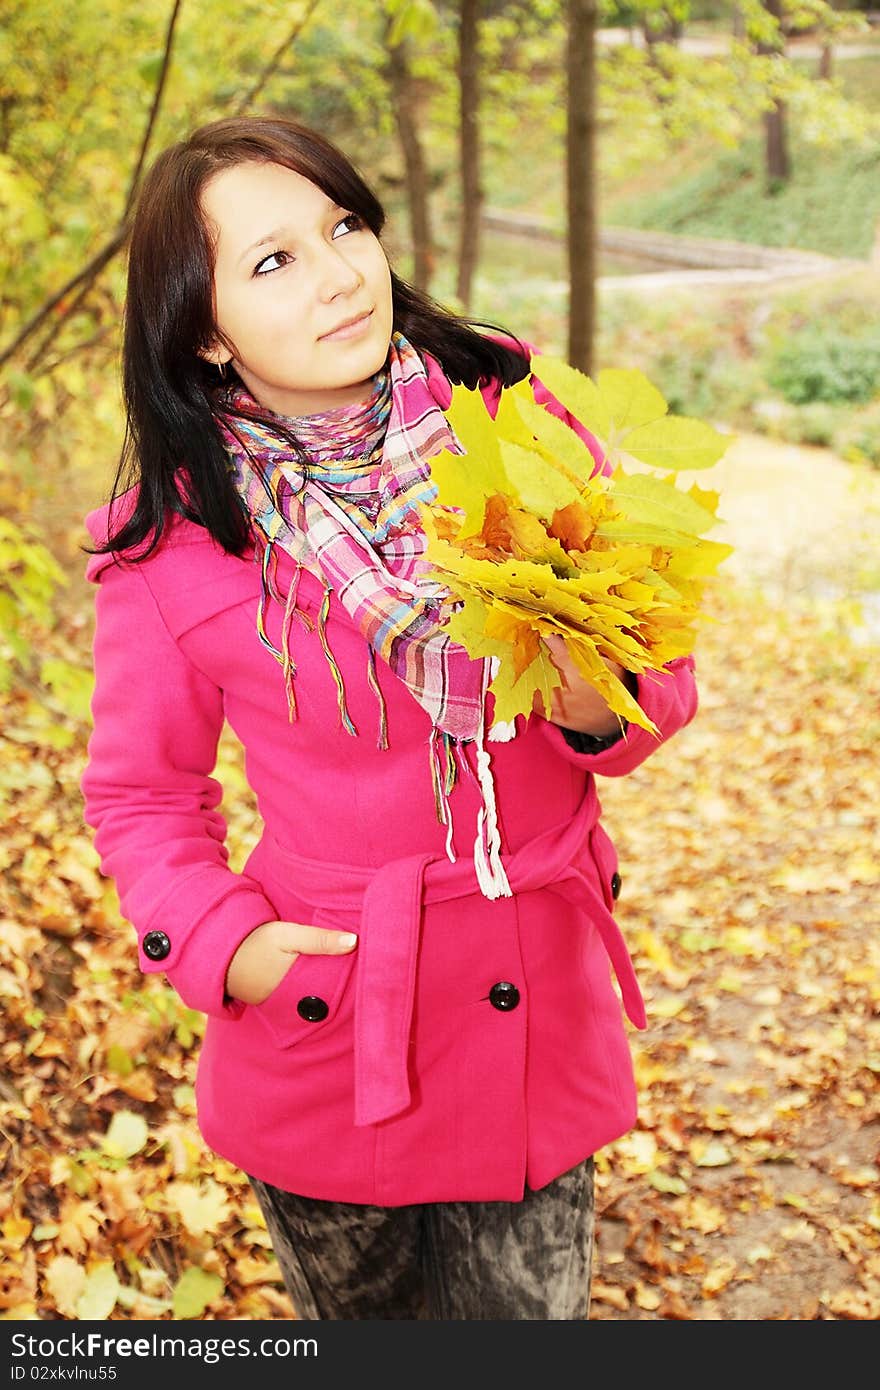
[417,358,733,725]
[165,1180,232,1238]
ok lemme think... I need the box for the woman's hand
[225,919,358,1006]
[533,633,634,737]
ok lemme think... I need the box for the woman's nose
[316,244,362,299]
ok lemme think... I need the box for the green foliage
[122,984,205,1050]
[595,270,880,463]
[765,324,880,405]
[786,401,841,448]
[0,517,67,692]
[647,338,765,422]
[605,135,880,260]
[39,659,95,723]
[837,401,880,469]
[385,0,439,46]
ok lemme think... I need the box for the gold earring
[218,361,228,381]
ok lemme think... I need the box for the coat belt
[263,791,646,1127]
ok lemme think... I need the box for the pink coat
[80,346,698,1205]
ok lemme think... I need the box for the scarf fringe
[259,538,392,746]
[280,559,302,723]
[366,645,389,750]
[317,583,358,737]
[427,667,512,899]
[257,540,299,722]
[429,729,457,864]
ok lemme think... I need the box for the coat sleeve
[80,551,280,1021]
[535,654,698,776]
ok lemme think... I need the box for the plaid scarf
[215,329,512,898]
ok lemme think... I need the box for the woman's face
[200,160,394,416]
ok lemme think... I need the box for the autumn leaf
[75,1262,120,1320]
[55,1199,104,1257]
[44,1255,84,1318]
[590,1281,630,1311]
[690,1139,734,1168]
[166,1180,232,1238]
[418,358,733,726]
[527,357,731,471]
[172,1267,224,1320]
[101,1110,149,1159]
[702,1258,738,1297]
[648,1169,688,1196]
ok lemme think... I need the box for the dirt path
[680,429,880,636]
[597,27,880,61]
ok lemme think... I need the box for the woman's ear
[198,341,233,369]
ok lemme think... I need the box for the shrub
[765,326,880,406]
[788,402,841,448]
[836,403,880,470]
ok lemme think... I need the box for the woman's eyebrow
[238,203,348,266]
[239,229,286,265]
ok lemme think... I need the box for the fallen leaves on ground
[0,557,877,1320]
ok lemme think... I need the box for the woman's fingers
[225,920,358,1005]
[533,633,627,735]
[277,923,358,954]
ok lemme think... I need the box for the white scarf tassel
[472,734,513,899]
[472,660,513,900]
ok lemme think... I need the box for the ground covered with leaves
[1,487,878,1321]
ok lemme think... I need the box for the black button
[611,872,622,901]
[143,930,171,961]
[297,995,329,1022]
[489,981,520,1011]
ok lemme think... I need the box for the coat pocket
[247,908,358,1049]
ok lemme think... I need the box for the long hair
[85,115,533,563]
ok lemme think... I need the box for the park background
[1,0,878,1321]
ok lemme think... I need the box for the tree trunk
[641,11,682,47]
[566,0,597,373]
[384,24,434,290]
[819,42,833,81]
[755,0,791,188]
[764,101,790,184]
[456,0,482,311]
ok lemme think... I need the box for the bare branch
[123,0,184,221]
[0,0,184,373]
[26,274,101,372]
[234,0,323,115]
[0,228,127,372]
[33,326,116,380]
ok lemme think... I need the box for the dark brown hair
[87,115,532,561]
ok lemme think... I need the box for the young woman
[80,115,698,1321]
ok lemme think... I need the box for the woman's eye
[333,212,363,237]
[254,249,291,276]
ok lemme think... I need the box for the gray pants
[247,1156,595,1320]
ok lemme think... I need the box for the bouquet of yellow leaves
[416,354,734,737]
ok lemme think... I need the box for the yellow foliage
[417,358,734,727]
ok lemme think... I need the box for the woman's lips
[320,309,374,341]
